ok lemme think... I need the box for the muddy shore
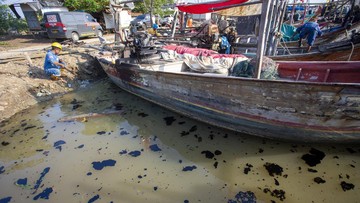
[0,35,108,122]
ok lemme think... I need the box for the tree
[63,0,109,13]
[133,0,175,16]
[0,5,28,35]
[62,0,174,16]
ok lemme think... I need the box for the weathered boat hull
[97,57,360,143]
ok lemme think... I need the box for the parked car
[43,11,103,41]
[130,14,154,30]
[159,15,174,26]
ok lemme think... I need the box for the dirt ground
[0,34,107,122]
[0,34,53,51]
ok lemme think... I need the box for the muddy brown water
[0,80,359,203]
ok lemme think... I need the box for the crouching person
[44,42,66,80]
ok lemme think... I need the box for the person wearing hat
[291,17,322,52]
[43,42,66,80]
[147,24,162,37]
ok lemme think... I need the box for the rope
[347,42,354,61]
[278,31,292,56]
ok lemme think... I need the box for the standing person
[43,42,66,80]
[186,15,193,28]
[292,17,322,52]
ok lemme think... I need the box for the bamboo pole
[255,0,272,79]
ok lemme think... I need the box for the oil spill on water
[0,80,359,202]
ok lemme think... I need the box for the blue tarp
[281,23,299,42]
[287,6,305,11]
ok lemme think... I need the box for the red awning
[177,0,249,14]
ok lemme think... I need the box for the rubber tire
[96,29,103,37]
[71,32,80,42]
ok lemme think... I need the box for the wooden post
[266,0,280,56]
[171,9,179,38]
[255,0,272,79]
[272,0,288,56]
[301,0,309,24]
[290,0,296,25]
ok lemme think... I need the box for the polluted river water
[0,80,359,203]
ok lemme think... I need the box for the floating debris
[213,161,218,169]
[137,112,148,117]
[15,178,28,187]
[92,159,116,170]
[263,188,286,201]
[301,148,326,167]
[340,181,355,191]
[201,151,214,159]
[149,144,162,152]
[264,163,283,177]
[76,144,85,149]
[128,150,141,157]
[53,140,66,151]
[274,178,280,186]
[119,150,127,155]
[24,125,36,131]
[33,187,53,200]
[1,141,9,146]
[163,116,176,126]
[182,165,197,171]
[0,166,4,174]
[214,150,222,155]
[33,167,50,194]
[97,131,106,135]
[88,194,100,203]
[314,177,326,184]
[0,197,12,203]
[120,130,129,136]
[308,168,318,173]
[228,191,257,203]
[346,148,356,154]
[244,163,253,175]
[189,125,197,132]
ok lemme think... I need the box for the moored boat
[96,49,360,143]
[97,0,360,143]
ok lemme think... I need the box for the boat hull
[97,57,360,142]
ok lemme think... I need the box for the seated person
[147,24,162,37]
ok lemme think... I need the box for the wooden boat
[97,0,360,142]
[277,61,360,83]
[271,42,360,61]
[96,48,360,143]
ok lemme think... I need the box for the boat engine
[130,32,160,62]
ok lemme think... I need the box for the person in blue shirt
[43,42,66,80]
[292,17,323,52]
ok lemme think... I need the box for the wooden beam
[254,0,272,79]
